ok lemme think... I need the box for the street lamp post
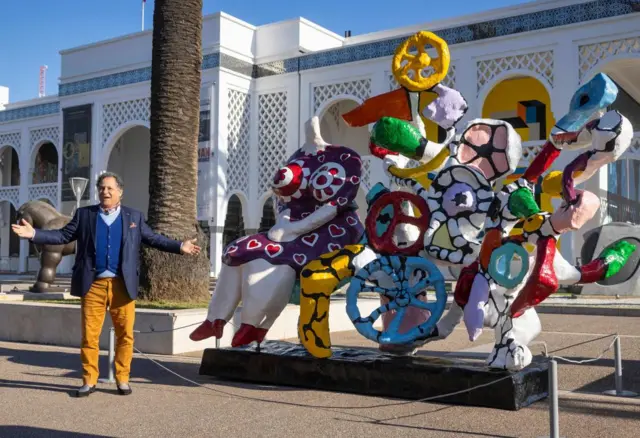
[69,177,89,214]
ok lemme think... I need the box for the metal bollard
[215,337,220,349]
[603,337,638,398]
[98,327,116,384]
[549,358,560,438]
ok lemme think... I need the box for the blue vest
[95,214,123,276]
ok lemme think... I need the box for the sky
[0,0,532,104]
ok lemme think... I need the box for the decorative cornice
[3,0,639,117]
[0,102,60,123]
[59,66,152,96]
[256,0,640,77]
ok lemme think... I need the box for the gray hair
[96,171,124,191]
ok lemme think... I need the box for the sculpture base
[199,340,548,411]
[28,286,69,293]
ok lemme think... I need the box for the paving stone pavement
[1,314,640,437]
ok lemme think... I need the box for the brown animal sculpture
[16,200,76,292]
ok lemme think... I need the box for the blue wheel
[346,255,447,345]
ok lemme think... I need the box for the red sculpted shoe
[231,324,269,347]
[189,319,226,341]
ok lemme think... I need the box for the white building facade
[1,0,639,276]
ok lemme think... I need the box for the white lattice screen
[101,98,150,149]
[0,132,21,150]
[361,156,372,192]
[30,127,60,152]
[477,51,554,92]
[227,89,251,194]
[327,104,342,131]
[520,141,545,167]
[313,79,371,113]
[579,37,640,82]
[258,91,288,196]
[387,65,456,91]
[0,187,20,208]
[28,183,58,205]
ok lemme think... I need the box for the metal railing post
[98,327,116,384]
[603,337,638,398]
[549,358,559,438]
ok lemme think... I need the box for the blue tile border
[59,66,152,96]
[264,0,640,76]
[3,0,639,110]
[0,102,60,123]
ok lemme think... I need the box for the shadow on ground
[0,426,111,437]
[0,344,301,394]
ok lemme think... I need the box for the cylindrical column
[99,327,116,383]
[107,327,115,381]
[549,358,559,438]
[614,336,623,394]
[604,336,638,398]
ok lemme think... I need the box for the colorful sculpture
[296,31,637,370]
[190,117,365,346]
[190,29,636,372]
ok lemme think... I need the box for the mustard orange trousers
[81,277,135,385]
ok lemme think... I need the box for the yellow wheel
[392,31,450,92]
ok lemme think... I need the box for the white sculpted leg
[240,258,296,329]
[434,301,464,339]
[486,306,541,371]
[206,264,242,322]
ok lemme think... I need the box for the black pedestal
[199,341,548,411]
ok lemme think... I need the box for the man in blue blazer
[12,172,201,397]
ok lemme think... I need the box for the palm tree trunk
[139,0,210,302]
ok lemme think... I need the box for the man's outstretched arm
[13,209,80,245]
[140,219,200,255]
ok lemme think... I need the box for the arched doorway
[319,99,370,158]
[32,142,58,184]
[223,194,245,248]
[319,99,374,221]
[0,201,19,272]
[482,75,555,211]
[0,146,20,271]
[482,75,555,143]
[0,146,20,187]
[258,197,276,233]
[105,125,150,216]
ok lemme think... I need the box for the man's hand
[11,219,35,239]
[180,238,201,256]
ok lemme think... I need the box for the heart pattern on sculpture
[346,216,358,226]
[225,245,238,255]
[340,153,351,162]
[337,197,348,206]
[301,233,319,247]
[247,239,262,250]
[328,243,342,252]
[329,224,346,238]
[317,154,326,163]
[265,243,283,258]
[350,176,360,184]
[293,253,307,266]
[301,212,310,218]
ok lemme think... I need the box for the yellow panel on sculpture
[418,90,441,142]
[432,223,455,250]
[482,77,556,142]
